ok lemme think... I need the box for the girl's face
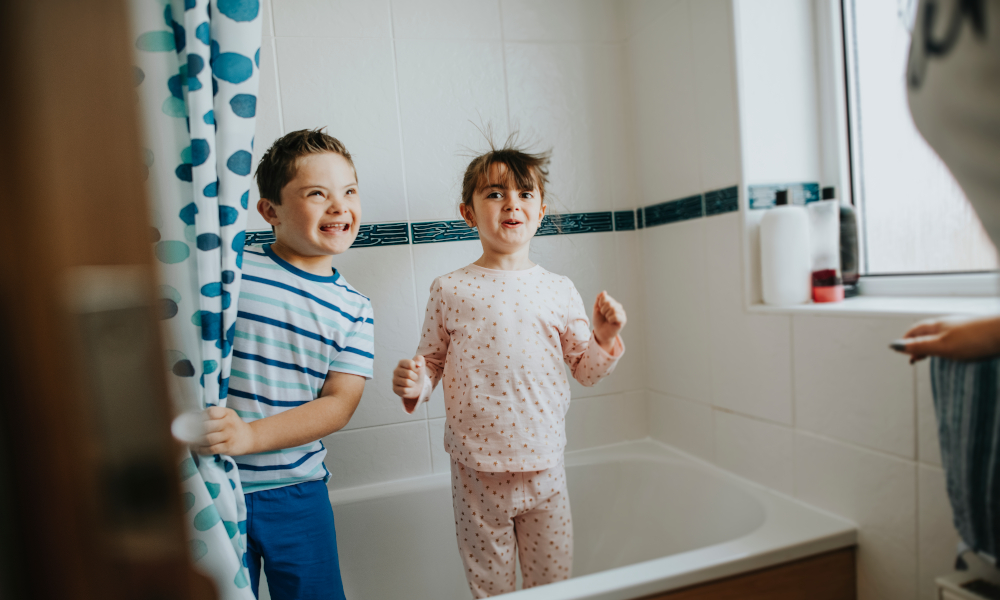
[460,162,547,256]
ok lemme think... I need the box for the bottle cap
[775,190,788,206]
[822,186,835,200]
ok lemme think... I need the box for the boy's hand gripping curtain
[130,1,261,597]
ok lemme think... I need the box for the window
[842,0,997,275]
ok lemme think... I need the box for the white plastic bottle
[760,190,811,305]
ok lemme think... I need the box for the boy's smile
[258,152,360,276]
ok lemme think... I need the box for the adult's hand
[897,315,1000,363]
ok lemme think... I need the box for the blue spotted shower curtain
[130,1,260,597]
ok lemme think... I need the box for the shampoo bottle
[760,190,811,305]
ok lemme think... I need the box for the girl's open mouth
[502,220,522,228]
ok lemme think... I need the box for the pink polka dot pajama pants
[450,458,573,598]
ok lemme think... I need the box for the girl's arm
[561,288,626,387]
[394,279,450,413]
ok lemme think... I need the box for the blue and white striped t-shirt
[229,244,374,493]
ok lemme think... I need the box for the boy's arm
[197,371,365,456]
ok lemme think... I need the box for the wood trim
[639,548,856,600]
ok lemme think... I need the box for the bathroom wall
[251,0,650,492]
[637,2,960,600]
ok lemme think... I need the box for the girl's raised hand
[393,355,426,413]
[593,291,626,353]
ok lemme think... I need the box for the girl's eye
[487,192,503,199]
[521,192,534,199]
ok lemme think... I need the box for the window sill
[748,295,1000,318]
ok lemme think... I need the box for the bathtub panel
[647,391,714,461]
[322,420,432,490]
[794,432,916,600]
[271,0,391,38]
[395,38,508,223]
[713,410,794,496]
[391,0,501,40]
[332,245,427,430]
[276,37,408,224]
[793,315,916,458]
[505,42,634,213]
[917,465,960,600]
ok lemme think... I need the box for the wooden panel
[640,548,856,600]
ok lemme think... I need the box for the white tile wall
[271,0,391,39]
[323,421,432,491]
[918,465,960,600]
[248,34,282,231]
[564,391,647,452]
[391,0,501,40]
[615,0,683,41]
[794,432,917,600]
[500,0,620,43]
[793,315,917,458]
[647,390,714,462]
[714,410,794,495]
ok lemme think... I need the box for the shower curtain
[131,0,260,597]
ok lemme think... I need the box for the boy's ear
[257,198,280,226]
[459,203,476,229]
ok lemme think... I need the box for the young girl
[392,140,626,598]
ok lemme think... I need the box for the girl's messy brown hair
[460,129,551,210]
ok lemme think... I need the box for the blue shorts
[245,480,346,600]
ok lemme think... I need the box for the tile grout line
[267,0,284,136]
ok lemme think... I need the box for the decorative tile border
[644,194,704,227]
[705,185,739,216]
[537,212,614,237]
[614,210,636,231]
[243,185,741,248]
[748,182,820,209]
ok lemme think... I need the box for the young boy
[197,129,373,600]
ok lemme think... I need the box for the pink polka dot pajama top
[403,263,624,597]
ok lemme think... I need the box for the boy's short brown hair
[461,133,551,209]
[255,128,355,204]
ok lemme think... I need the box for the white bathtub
[259,439,855,599]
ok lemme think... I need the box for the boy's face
[461,162,546,255]
[258,152,360,257]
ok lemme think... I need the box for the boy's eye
[346,188,356,195]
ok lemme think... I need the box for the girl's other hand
[593,291,626,353]
[898,315,1000,364]
[195,406,256,456]
[393,355,426,413]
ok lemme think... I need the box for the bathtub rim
[326,438,857,600]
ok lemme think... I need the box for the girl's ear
[258,198,280,226]
[459,202,476,228]
[538,201,547,221]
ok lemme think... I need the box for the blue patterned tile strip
[636,208,644,229]
[535,212,613,237]
[245,230,276,246]
[704,185,739,216]
[351,222,410,248]
[748,182,820,209]
[411,220,480,245]
[614,210,636,231]
[644,194,704,228]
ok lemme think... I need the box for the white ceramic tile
[918,465,960,600]
[394,39,508,222]
[272,0,391,38]
[916,360,942,467]
[428,417,451,473]
[323,421,432,490]
[641,221,712,403]
[690,0,741,192]
[262,0,274,37]
[276,37,408,224]
[615,0,683,40]
[248,35,282,231]
[625,0,701,204]
[565,391,647,452]
[705,213,793,424]
[793,315,917,458]
[713,410,794,495]
[391,0,501,40]
[505,42,634,213]
[600,231,646,396]
[529,233,620,399]
[794,432,917,600]
[332,245,426,430]
[501,0,620,42]
[647,391,714,461]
